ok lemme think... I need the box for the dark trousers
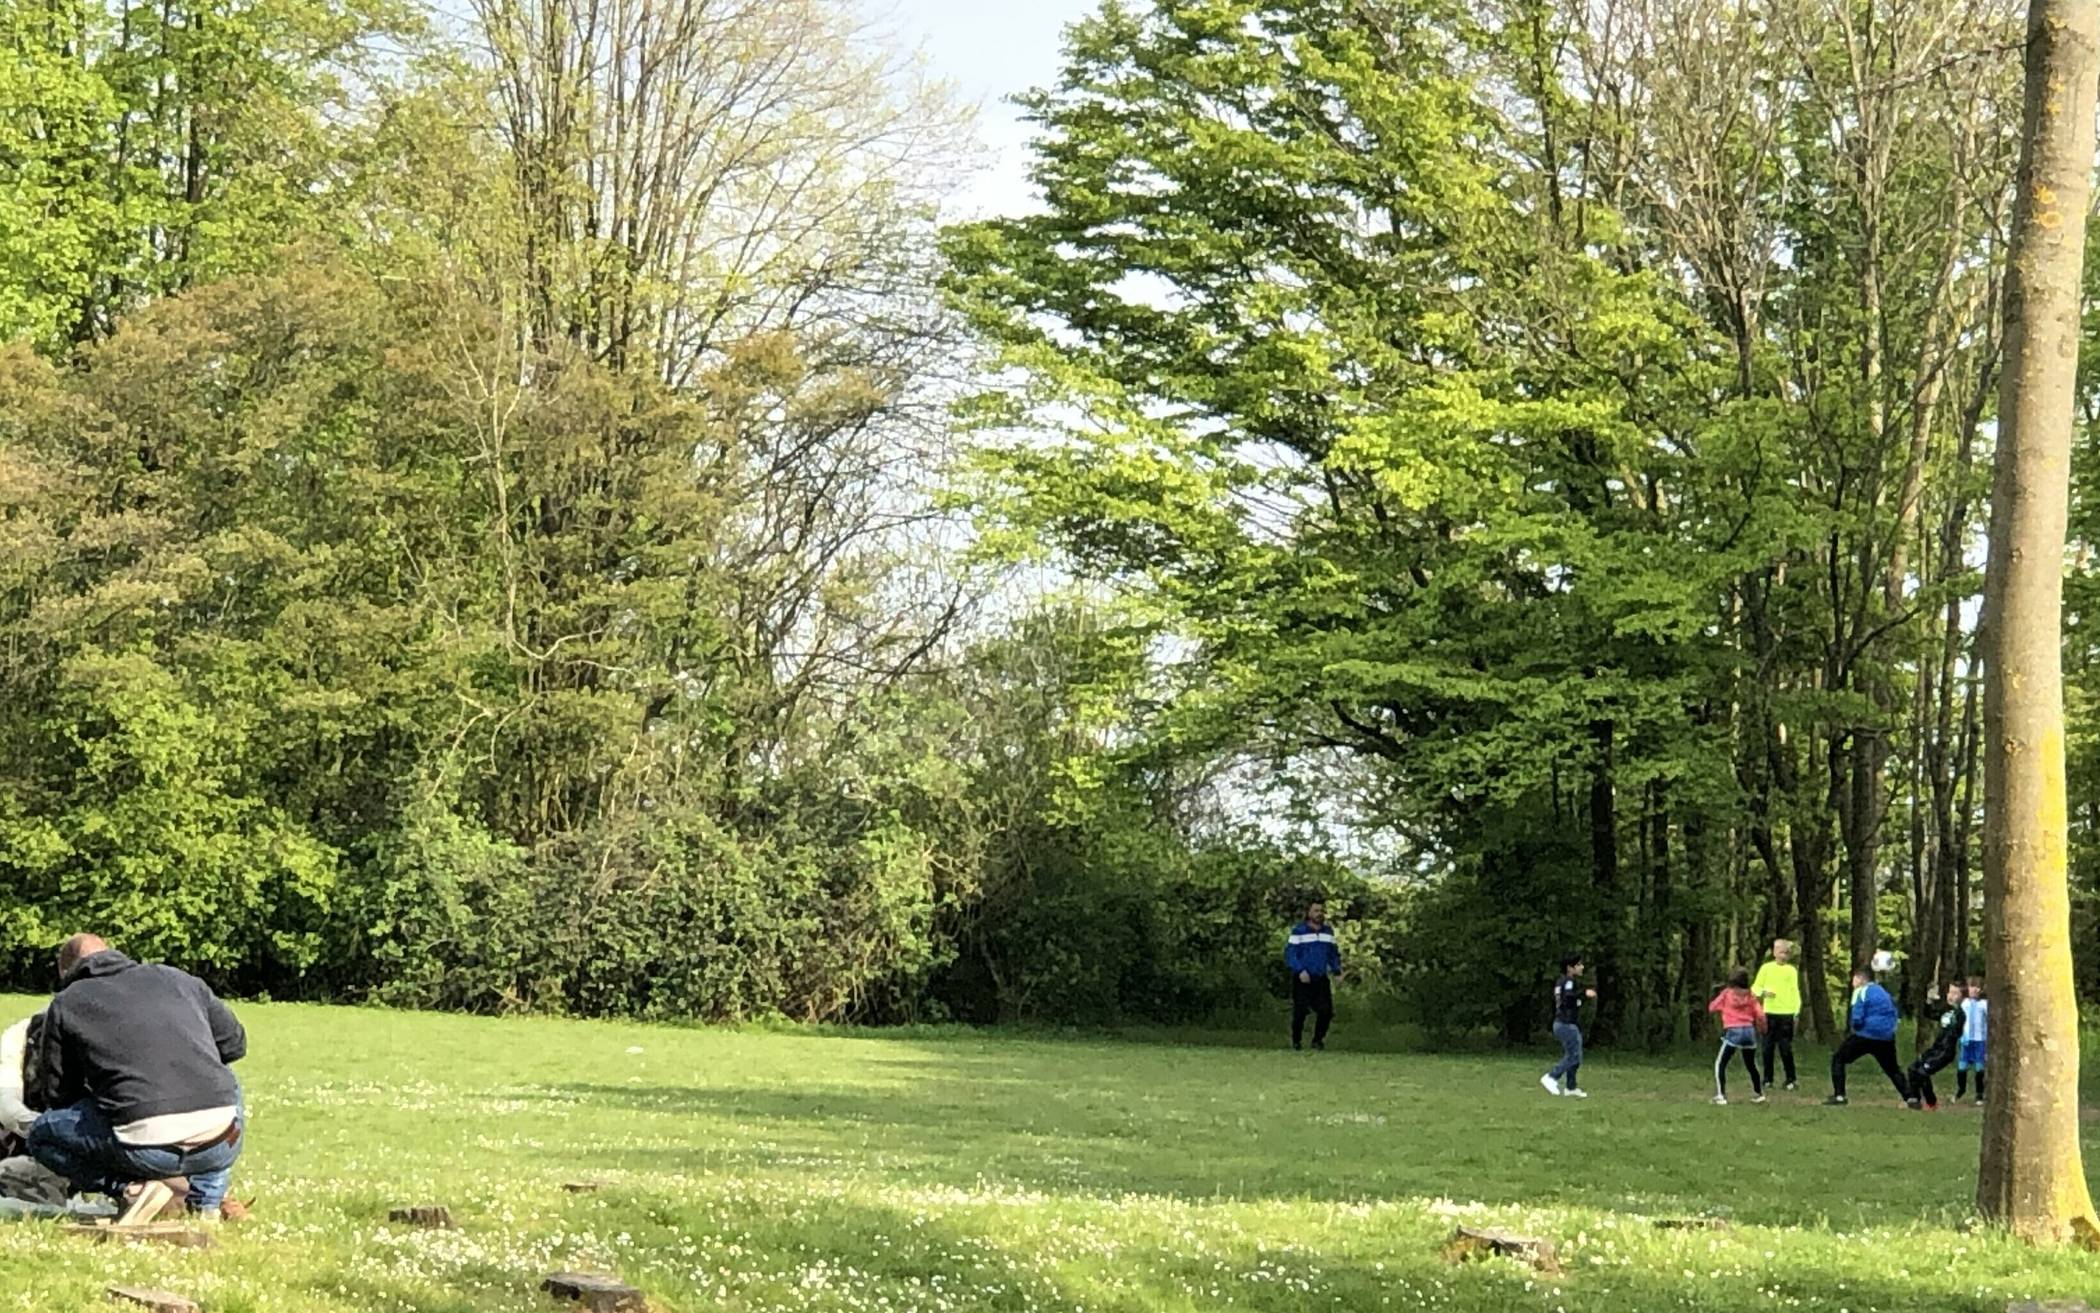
[27,1092,243,1209]
[1760,1014,1798,1086]
[1831,1035,1909,1101]
[1907,1050,1955,1107]
[1291,976,1333,1048]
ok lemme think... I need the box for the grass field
[4,998,2097,1312]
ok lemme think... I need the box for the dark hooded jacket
[1917,1001,1965,1069]
[37,951,244,1126]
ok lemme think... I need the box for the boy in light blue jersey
[1956,978,1989,1105]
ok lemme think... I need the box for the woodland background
[0,0,2089,1044]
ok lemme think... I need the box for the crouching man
[26,935,247,1222]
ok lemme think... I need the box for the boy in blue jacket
[1825,964,1910,1105]
[1285,901,1342,1050]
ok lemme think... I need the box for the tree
[0,0,413,349]
[1578,0,2020,1039]
[948,0,1758,1044]
[1974,0,2100,1247]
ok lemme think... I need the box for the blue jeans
[27,1089,243,1210]
[1549,1021,1583,1089]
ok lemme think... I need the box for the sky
[878,0,1101,218]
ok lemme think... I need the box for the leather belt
[184,1120,242,1152]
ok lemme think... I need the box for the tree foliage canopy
[1,0,2094,1051]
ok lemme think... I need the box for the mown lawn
[3,997,2097,1312]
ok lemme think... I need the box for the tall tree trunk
[1645,783,1673,1048]
[1589,717,1624,1042]
[1974,0,2100,1245]
[1685,808,1719,1045]
[1783,725,1839,1042]
[1845,727,1885,968]
[1957,674,1980,977]
[1911,608,1951,1017]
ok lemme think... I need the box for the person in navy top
[1542,953,1597,1098]
[1285,901,1342,1050]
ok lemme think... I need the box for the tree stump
[388,1206,456,1229]
[108,1287,200,1313]
[541,1272,647,1312]
[65,1221,214,1249]
[1442,1226,1561,1275]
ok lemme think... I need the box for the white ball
[1871,949,1895,972]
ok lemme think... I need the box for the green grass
[4,997,2097,1312]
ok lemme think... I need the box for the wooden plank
[388,1206,456,1229]
[1440,1225,1562,1275]
[1652,1216,1732,1231]
[65,1221,214,1250]
[541,1272,647,1312]
[108,1286,200,1313]
[2006,1303,2096,1312]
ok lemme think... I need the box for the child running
[1708,967,1767,1105]
[1541,953,1596,1099]
[1906,980,1965,1110]
[1957,977,1989,1105]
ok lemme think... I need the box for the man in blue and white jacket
[1285,901,1343,1051]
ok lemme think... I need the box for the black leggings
[1832,1035,1909,1101]
[1760,1014,1798,1086]
[1715,1042,1762,1098]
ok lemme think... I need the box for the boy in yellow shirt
[1752,939,1801,1091]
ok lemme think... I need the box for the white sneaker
[114,1179,178,1227]
[1752,1093,1767,1104]
[1712,1095,1728,1106]
[1540,1074,1562,1096]
[1563,1087,1588,1099]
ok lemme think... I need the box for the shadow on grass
[523,1077,1989,1229]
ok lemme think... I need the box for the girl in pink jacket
[1709,968,1767,1105]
